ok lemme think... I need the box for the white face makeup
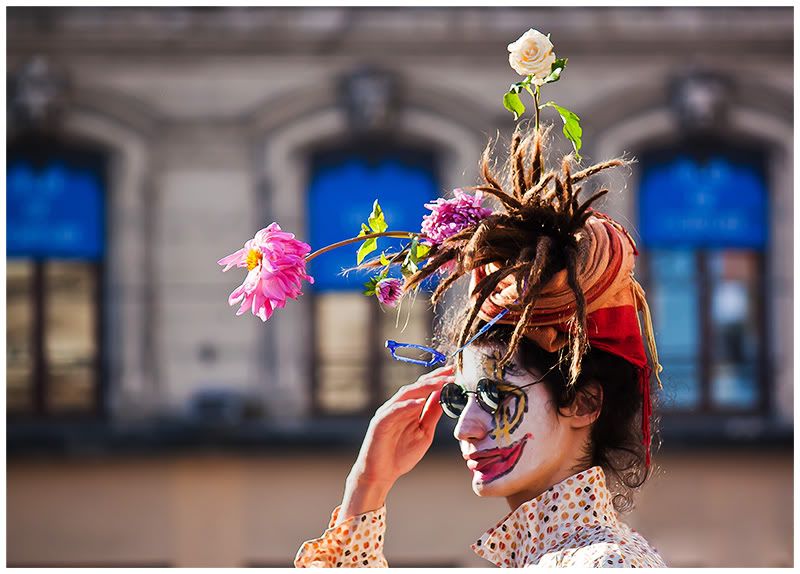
[453,346,577,500]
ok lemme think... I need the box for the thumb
[418,388,443,434]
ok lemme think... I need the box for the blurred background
[6,6,793,568]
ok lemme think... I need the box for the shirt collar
[471,466,618,567]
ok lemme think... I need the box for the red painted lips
[463,433,532,483]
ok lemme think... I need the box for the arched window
[638,138,768,414]
[307,140,439,416]
[7,136,107,417]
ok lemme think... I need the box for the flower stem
[534,85,540,132]
[305,232,422,262]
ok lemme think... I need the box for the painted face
[454,345,576,499]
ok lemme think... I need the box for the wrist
[346,474,393,499]
[337,475,393,526]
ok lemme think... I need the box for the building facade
[7,7,793,567]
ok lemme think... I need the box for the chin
[469,452,550,500]
[472,440,541,497]
[471,475,514,497]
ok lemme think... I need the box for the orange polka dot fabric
[471,466,666,567]
[294,466,664,568]
[294,504,388,568]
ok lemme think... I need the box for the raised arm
[294,364,453,568]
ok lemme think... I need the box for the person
[293,126,667,568]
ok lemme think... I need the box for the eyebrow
[479,353,525,376]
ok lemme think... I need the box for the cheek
[514,387,562,442]
[489,389,527,443]
[489,386,560,446]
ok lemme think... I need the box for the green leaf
[357,238,377,265]
[399,235,431,278]
[367,199,388,234]
[503,90,526,121]
[356,201,388,265]
[379,251,391,266]
[363,275,380,296]
[541,101,583,161]
[543,57,567,84]
[401,259,418,278]
[397,237,416,278]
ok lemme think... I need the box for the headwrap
[468,211,663,466]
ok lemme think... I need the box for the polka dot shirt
[294,503,388,567]
[472,466,666,568]
[295,466,665,568]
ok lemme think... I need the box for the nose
[453,394,492,442]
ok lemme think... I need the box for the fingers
[386,397,428,415]
[391,375,453,403]
[418,388,443,433]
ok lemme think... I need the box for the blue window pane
[649,249,701,409]
[639,155,767,249]
[657,360,701,410]
[308,148,438,292]
[708,250,760,409]
[7,161,105,260]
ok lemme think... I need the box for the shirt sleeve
[294,504,388,568]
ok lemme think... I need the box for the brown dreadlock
[401,124,631,384]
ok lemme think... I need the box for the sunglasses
[438,362,560,419]
[385,307,511,368]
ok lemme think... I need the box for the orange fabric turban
[468,211,663,465]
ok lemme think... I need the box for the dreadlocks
[403,124,630,385]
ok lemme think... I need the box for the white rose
[507,28,557,84]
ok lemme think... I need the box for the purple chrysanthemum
[420,188,493,246]
[375,277,404,307]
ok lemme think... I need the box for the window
[7,137,107,417]
[639,141,768,414]
[307,141,439,416]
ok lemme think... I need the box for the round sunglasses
[438,363,561,419]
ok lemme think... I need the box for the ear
[562,382,603,429]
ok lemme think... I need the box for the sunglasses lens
[477,379,504,412]
[439,383,467,419]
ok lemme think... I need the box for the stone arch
[21,93,161,418]
[251,81,493,420]
[587,86,793,424]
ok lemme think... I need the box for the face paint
[464,432,533,483]
[478,352,529,444]
[455,346,578,500]
[490,383,528,442]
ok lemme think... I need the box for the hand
[336,363,455,522]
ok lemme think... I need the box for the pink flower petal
[217,248,247,272]
[421,188,493,246]
[222,222,314,322]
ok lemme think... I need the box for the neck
[504,458,592,511]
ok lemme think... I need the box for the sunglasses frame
[385,307,511,368]
[438,362,563,419]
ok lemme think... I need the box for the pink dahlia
[420,188,493,246]
[375,277,404,307]
[217,223,314,321]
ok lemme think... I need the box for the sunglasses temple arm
[448,307,511,359]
